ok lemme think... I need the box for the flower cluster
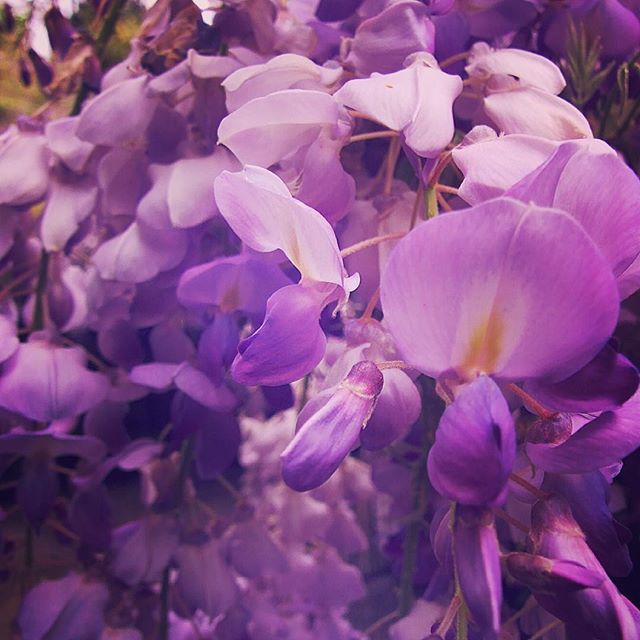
[0,0,640,638]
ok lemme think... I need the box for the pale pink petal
[214,166,352,290]
[452,128,558,205]
[93,222,188,283]
[167,148,240,228]
[334,53,463,157]
[222,53,342,112]
[466,42,566,94]
[218,89,346,167]
[483,87,593,140]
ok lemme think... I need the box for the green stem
[398,378,442,616]
[425,186,438,219]
[456,601,469,640]
[71,0,128,115]
[31,249,49,332]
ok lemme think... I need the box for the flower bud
[281,361,383,491]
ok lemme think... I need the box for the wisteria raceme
[0,0,639,638]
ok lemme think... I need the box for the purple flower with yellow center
[380,197,619,386]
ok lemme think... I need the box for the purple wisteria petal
[525,344,639,413]
[214,165,356,291]
[0,427,107,463]
[0,314,19,363]
[452,506,502,637]
[41,175,97,251]
[381,198,619,382]
[507,141,640,291]
[281,361,383,491]
[96,148,148,217]
[218,89,347,167]
[84,401,131,453]
[222,53,342,112]
[167,149,240,228]
[292,133,355,224]
[98,319,145,369]
[428,375,515,506]
[110,515,179,585]
[171,396,240,478]
[136,163,172,229]
[344,1,435,76]
[45,117,94,173]
[130,361,237,411]
[19,573,109,640]
[128,362,181,389]
[175,365,236,410]
[335,53,463,158]
[527,496,637,640]
[0,340,109,421]
[149,322,195,363]
[232,284,330,386]
[195,316,239,384]
[483,86,593,140]
[227,521,288,577]
[17,459,58,528]
[506,552,604,591]
[544,472,632,577]
[177,254,291,318]
[93,221,188,283]
[175,540,238,617]
[360,368,421,450]
[452,127,558,205]
[0,129,49,206]
[466,42,566,94]
[76,76,157,147]
[69,485,112,552]
[527,389,640,473]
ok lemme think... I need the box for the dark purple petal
[17,459,58,528]
[527,389,640,473]
[506,552,604,592]
[525,344,639,413]
[232,284,330,386]
[544,472,632,577]
[19,573,108,640]
[344,1,435,76]
[428,376,515,506]
[452,506,502,637]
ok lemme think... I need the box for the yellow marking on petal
[459,310,504,377]
[220,283,240,314]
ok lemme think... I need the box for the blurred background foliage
[0,1,142,126]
